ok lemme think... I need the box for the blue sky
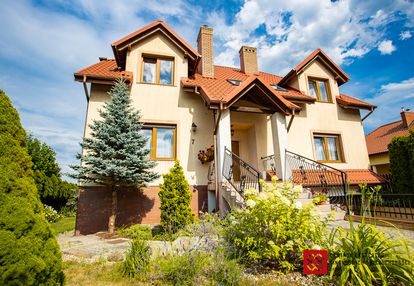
[0,0,413,178]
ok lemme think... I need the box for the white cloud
[400,30,412,40]
[363,77,414,130]
[207,0,411,74]
[378,40,396,55]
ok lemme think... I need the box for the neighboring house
[74,20,384,234]
[366,111,414,175]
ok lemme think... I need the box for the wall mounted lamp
[191,122,197,133]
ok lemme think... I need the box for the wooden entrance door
[231,141,241,181]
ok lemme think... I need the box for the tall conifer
[71,80,159,233]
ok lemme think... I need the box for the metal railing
[261,154,281,179]
[285,150,348,211]
[350,193,414,221]
[223,147,262,197]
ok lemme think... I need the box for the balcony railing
[222,147,261,197]
[285,150,348,212]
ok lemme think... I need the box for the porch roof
[291,168,386,187]
[181,66,314,113]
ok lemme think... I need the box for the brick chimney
[197,25,214,78]
[401,111,414,127]
[239,46,258,74]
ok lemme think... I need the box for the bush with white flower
[224,177,332,273]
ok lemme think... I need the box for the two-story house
[74,20,384,234]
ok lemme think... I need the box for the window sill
[315,100,334,104]
[138,82,176,87]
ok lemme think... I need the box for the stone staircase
[221,180,244,210]
[298,190,345,221]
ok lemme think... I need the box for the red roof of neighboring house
[74,59,133,83]
[366,113,414,155]
[278,48,350,87]
[181,65,315,105]
[336,93,376,110]
[291,168,385,186]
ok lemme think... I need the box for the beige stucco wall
[230,112,274,170]
[285,59,370,169]
[369,152,390,166]
[84,32,214,186]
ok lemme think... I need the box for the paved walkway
[58,221,414,262]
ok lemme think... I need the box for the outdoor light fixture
[231,127,235,136]
[191,122,197,132]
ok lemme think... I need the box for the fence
[350,193,414,221]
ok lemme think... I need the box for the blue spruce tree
[71,80,159,233]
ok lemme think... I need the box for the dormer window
[270,84,288,92]
[308,78,331,102]
[227,79,241,86]
[141,56,174,85]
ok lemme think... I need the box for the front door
[231,141,241,181]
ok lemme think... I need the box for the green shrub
[388,131,414,193]
[224,180,331,273]
[159,161,194,234]
[119,224,152,240]
[156,252,206,285]
[328,221,414,285]
[176,212,223,238]
[205,254,243,285]
[122,239,151,279]
[0,89,64,285]
[43,204,63,223]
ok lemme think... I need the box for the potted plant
[312,193,329,205]
[198,146,214,164]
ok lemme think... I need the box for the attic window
[227,79,242,86]
[270,84,287,92]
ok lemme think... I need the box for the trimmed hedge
[0,89,64,285]
[388,131,414,193]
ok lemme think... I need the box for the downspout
[82,75,90,102]
[213,102,223,211]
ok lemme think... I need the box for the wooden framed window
[313,134,343,163]
[142,124,176,160]
[141,56,174,85]
[308,78,331,102]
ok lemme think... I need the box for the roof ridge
[213,65,284,79]
[366,119,403,137]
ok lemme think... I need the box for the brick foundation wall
[75,185,208,235]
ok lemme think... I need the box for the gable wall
[84,32,214,186]
[285,59,370,169]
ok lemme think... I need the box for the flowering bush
[224,178,331,272]
[197,146,214,164]
[43,204,62,223]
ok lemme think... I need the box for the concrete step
[298,198,313,204]
[315,204,332,213]
[299,191,312,200]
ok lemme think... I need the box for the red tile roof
[336,93,376,110]
[366,116,414,155]
[181,65,315,105]
[111,20,200,70]
[292,168,385,186]
[343,169,387,185]
[278,48,350,86]
[74,59,133,82]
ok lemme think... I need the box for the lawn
[50,216,76,234]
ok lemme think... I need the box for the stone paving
[58,220,414,263]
